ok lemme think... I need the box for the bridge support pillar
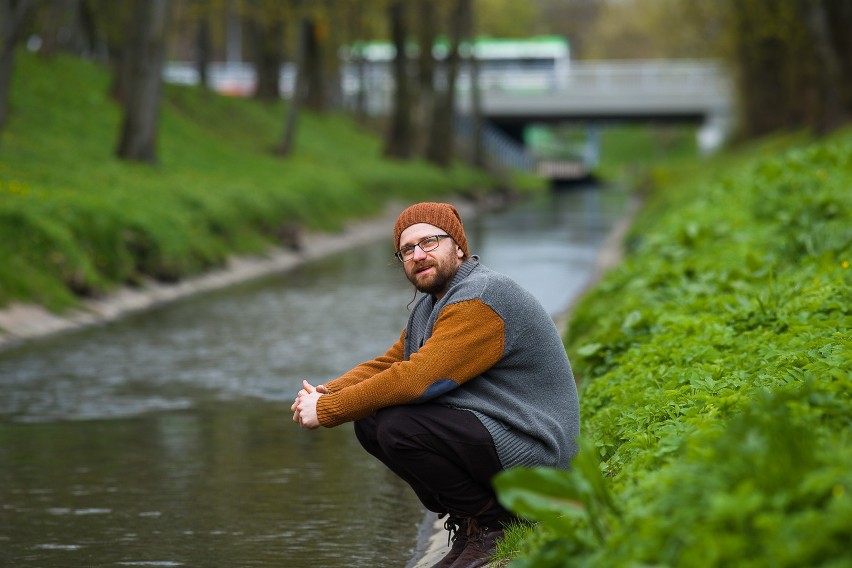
[698,112,732,155]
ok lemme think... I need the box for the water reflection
[1,404,424,567]
[0,186,627,567]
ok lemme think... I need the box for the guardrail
[164,59,731,101]
[164,59,733,169]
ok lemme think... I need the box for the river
[0,186,627,567]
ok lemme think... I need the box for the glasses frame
[395,234,451,262]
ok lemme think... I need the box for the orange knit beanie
[393,202,469,257]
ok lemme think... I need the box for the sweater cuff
[316,394,346,428]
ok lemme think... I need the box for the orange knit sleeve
[322,329,406,393]
[316,299,505,427]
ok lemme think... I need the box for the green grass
[493,127,852,567]
[0,52,497,311]
[595,124,699,182]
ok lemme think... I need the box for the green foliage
[496,129,852,566]
[595,124,698,183]
[0,53,497,311]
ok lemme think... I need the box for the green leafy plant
[0,53,499,311]
[498,128,852,566]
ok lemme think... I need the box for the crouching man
[293,202,580,567]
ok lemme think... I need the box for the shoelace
[442,515,467,547]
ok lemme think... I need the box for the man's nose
[412,244,428,261]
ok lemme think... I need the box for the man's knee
[366,406,433,454]
[354,407,418,449]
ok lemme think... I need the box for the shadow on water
[0,185,628,567]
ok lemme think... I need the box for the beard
[405,257,459,296]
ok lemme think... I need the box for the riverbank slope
[0,198,482,350]
[493,128,852,565]
[0,53,536,348]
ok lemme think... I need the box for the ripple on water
[47,507,112,515]
[33,543,83,551]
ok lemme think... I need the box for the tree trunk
[0,0,34,131]
[195,13,211,90]
[729,1,792,137]
[115,0,171,163]
[805,0,846,134]
[303,19,325,112]
[40,0,88,57]
[347,0,368,121]
[323,0,343,109]
[384,0,413,159]
[426,0,463,167]
[278,18,308,157]
[251,17,284,101]
[416,0,436,154]
[464,0,485,168]
[78,0,98,58]
[825,0,852,115]
[106,2,136,102]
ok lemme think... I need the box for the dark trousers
[354,404,510,524]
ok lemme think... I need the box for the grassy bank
[0,52,515,312]
[495,129,851,566]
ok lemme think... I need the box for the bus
[342,35,571,94]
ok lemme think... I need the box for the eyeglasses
[395,234,451,262]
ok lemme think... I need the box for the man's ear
[457,246,464,259]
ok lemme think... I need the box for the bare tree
[115,0,171,162]
[805,0,847,134]
[0,0,34,131]
[302,18,325,111]
[195,9,211,90]
[727,0,851,137]
[347,0,369,121]
[249,13,285,100]
[39,0,94,58]
[278,17,309,157]
[322,0,343,109]
[425,0,464,167]
[384,0,414,159]
[825,0,852,115]
[465,0,485,168]
[415,0,437,153]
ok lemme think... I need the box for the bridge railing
[164,58,732,107]
[454,115,536,173]
[561,60,731,95]
[337,59,733,117]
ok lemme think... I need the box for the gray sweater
[404,257,580,469]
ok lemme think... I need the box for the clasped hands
[291,380,327,429]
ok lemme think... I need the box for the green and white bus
[343,35,571,93]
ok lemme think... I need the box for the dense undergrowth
[0,52,507,312]
[495,129,852,566]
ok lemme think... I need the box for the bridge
[165,59,735,180]
[352,60,734,179]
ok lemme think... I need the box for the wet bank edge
[0,199,485,352]
[0,190,641,567]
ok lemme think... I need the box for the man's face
[399,222,464,299]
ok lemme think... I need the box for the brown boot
[429,515,468,568]
[447,517,504,568]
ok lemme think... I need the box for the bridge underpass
[164,59,735,181]
[366,60,735,181]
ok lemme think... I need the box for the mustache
[412,260,435,271]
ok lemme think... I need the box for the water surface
[0,186,627,567]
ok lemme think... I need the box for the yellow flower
[843,261,850,269]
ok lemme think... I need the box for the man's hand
[291,380,327,429]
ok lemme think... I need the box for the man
[292,202,580,567]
